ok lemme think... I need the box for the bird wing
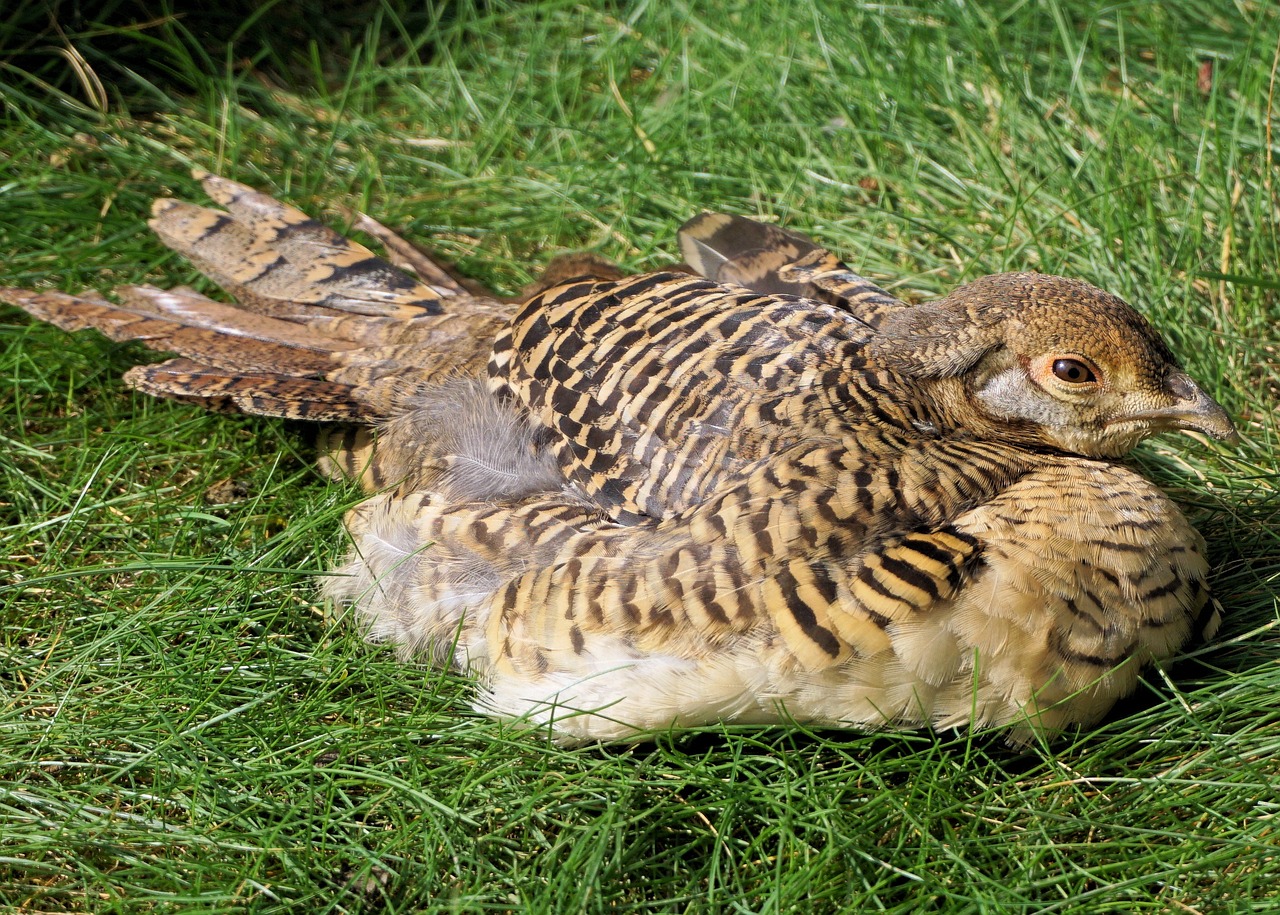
[379,437,1210,740]
[677,212,905,327]
[463,436,1013,738]
[488,269,931,521]
[344,434,1008,678]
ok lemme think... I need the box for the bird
[0,170,1237,744]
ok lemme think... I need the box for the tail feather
[194,171,475,303]
[345,209,496,298]
[124,358,373,421]
[147,171,464,320]
[3,171,646,494]
[0,287,339,376]
[1,287,114,333]
[148,198,438,320]
[115,285,357,353]
[3,170,520,430]
[300,302,514,348]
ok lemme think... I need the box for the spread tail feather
[341,208,495,298]
[147,171,456,319]
[0,286,344,376]
[125,358,375,421]
[2,170,515,427]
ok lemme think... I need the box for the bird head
[868,273,1237,457]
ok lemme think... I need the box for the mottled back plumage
[678,212,904,325]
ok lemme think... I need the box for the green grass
[1,0,1278,911]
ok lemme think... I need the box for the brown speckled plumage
[0,172,1236,743]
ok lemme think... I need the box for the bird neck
[820,370,959,439]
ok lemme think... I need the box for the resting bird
[1,171,1237,743]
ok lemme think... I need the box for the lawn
[1,1,1278,911]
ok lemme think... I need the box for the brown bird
[1,171,1236,743]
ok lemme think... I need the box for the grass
[1,0,1278,911]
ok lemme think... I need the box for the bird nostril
[1164,371,1198,401]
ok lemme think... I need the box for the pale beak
[1123,371,1239,444]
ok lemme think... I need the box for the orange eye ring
[1052,357,1096,384]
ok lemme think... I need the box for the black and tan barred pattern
[475,436,1038,673]
[850,528,981,624]
[490,271,954,521]
[149,172,452,319]
[123,358,374,421]
[466,440,1212,740]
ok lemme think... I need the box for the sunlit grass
[1,1,1277,911]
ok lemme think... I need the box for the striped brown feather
[491,271,946,521]
[678,212,904,326]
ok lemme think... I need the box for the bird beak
[1124,372,1239,444]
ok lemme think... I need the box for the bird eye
[1051,358,1096,384]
